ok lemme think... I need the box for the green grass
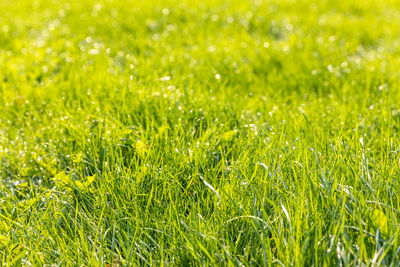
[1,0,400,265]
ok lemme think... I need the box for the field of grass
[1,0,400,265]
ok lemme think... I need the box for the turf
[1,0,400,265]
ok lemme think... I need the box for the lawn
[1,0,400,265]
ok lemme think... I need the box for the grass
[1,0,400,265]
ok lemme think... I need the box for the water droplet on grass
[159,76,170,81]
[162,8,169,15]
[88,49,99,55]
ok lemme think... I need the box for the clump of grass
[1,0,400,265]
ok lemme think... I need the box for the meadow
[1,0,400,265]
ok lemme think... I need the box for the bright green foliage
[1,0,400,265]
